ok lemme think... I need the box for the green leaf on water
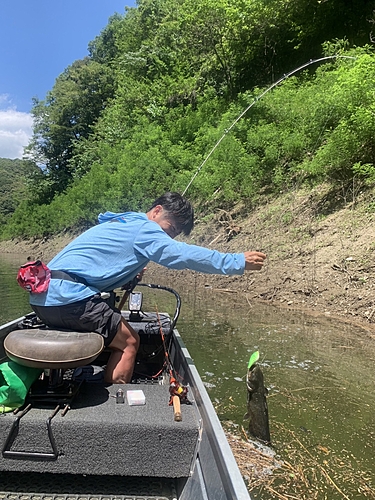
[247,350,260,369]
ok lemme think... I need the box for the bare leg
[104,318,140,383]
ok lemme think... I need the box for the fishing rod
[182,55,356,196]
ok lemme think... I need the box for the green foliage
[297,52,375,183]
[0,158,39,226]
[1,0,375,239]
[25,58,116,204]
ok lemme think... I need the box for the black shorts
[31,295,122,347]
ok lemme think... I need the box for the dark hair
[149,192,194,235]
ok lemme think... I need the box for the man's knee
[110,320,140,352]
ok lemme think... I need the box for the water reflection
[1,254,374,498]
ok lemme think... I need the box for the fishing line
[182,55,356,196]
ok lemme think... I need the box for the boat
[0,284,251,500]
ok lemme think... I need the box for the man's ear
[149,205,163,220]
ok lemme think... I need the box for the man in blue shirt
[31,192,266,384]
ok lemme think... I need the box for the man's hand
[122,267,147,293]
[244,251,267,271]
[136,267,147,282]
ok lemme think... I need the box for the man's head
[147,192,194,238]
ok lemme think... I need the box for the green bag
[0,361,42,413]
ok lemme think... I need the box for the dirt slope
[2,184,375,336]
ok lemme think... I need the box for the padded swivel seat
[2,329,105,461]
[4,328,104,370]
[4,328,104,397]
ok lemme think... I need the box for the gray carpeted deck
[0,382,199,478]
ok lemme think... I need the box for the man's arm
[135,222,266,275]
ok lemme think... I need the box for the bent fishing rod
[182,55,356,196]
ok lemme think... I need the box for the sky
[0,1,136,159]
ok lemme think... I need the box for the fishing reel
[169,377,189,405]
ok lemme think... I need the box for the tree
[26,58,115,203]
[0,158,39,224]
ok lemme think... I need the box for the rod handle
[173,395,182,421]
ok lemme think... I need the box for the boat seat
[2,329,105,460]
[4,328,104,369]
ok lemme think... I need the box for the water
[0,252,32,325]
[176,289,375,498]
[1,253,374,498]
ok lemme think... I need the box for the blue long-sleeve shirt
[30,211,245,306]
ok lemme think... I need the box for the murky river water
[1,252,374,499]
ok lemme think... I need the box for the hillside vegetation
[0,158,39,227]
[1,0,375,239]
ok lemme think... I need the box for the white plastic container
[126,389,146,406]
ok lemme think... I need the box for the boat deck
[0,381,200,479]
